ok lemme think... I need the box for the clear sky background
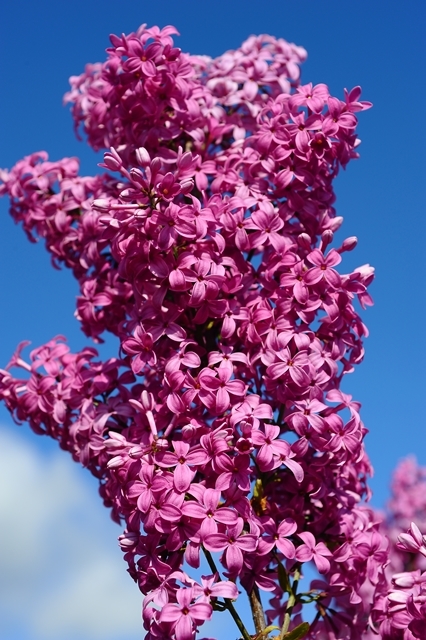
[0,1,425,639]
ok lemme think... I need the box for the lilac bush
[1,23,425,640]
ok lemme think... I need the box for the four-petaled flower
[295,531,332,574]
[160,587,212,640]
[305,249,342,288]
[155,442,209,492]
[203,518,258,575]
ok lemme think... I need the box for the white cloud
[0,426,143,640]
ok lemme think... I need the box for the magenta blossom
[160,588,212,640]
[295,531,332,574]
[192,573,239,603]
[155,442,209,492]
[203,518,258,575]
[3,20,413,640]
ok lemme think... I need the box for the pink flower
[290,82,329,112]
[305,248,342,288]
[0,21,384,640]
[160,588,212,640]
[155,441,209,492]
[230,394,273,429]
[251,425,295,472]
[295,531,332,573]
[356,530,389,584]
[203,518,258,575]
[186,260,226,307]
[175,197,217,240]
[246,203,285,251]
[215,454,252,492]
[193,573,238,603]
[398,522,426,556]
[122,326,156,373]
[198,367,246,414]
[208,345,248,371]
[156,172,183,201]
[261,517,297,557]
[182,487,238,537]
[165,341,201,374]
[266,347,310,386]
[280,261,310,304]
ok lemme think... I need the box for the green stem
[280,566,301,639]
[203,548,252,640]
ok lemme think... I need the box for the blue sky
[0,1,425,638]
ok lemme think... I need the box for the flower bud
[102,147,123,171]
[92,198,111,212]
[320,229,333,251]
[327,216,343,232]
[140,390,155,411]
[135,147,151,166]
[298,233,312,250]
[338,236,358,253]
[180,179,194,194]
[107,455,125,469]
[393,571,417,588]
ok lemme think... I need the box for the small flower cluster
[368,459,426,639]
[369,522,426,639]
[64,26,307,162]
[1,22,423,640]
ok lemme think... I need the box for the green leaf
[281,621,310,640]
[277,561,290,593]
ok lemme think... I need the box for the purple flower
[295,531,332,574]
[182,487,238,537]
[261,517,297,557]
[199,367,246,414]
[203,518,258,575]
[155,442,209,492]
[305,248,342,288]
[266,347,310,386]
[160,588,212,640]
[122,327,156,373]
[397,522,426,556]
[0,21,387,640]
[192,573,238,603]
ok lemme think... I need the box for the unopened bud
[92,198,111,212]
[177,151,195,171]
[140,390,155,412]
[151,157,162,174]
[392,572,416,589]
[355,264,375,279]
[129,445,145,459]
[107,455,125,469]
[320,229,334,251]
[180,179,194,194]
[135,147,151,166]
[338,236,358,253]
[102,147,123,171]
[118,532,139,549]
[327,216,344,232]
[297,233,312,250]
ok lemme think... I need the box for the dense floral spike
[1,22,423,640]
[368,458,426,638]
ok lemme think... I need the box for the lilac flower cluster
[1,23,424,640]
[369,458,426,639]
